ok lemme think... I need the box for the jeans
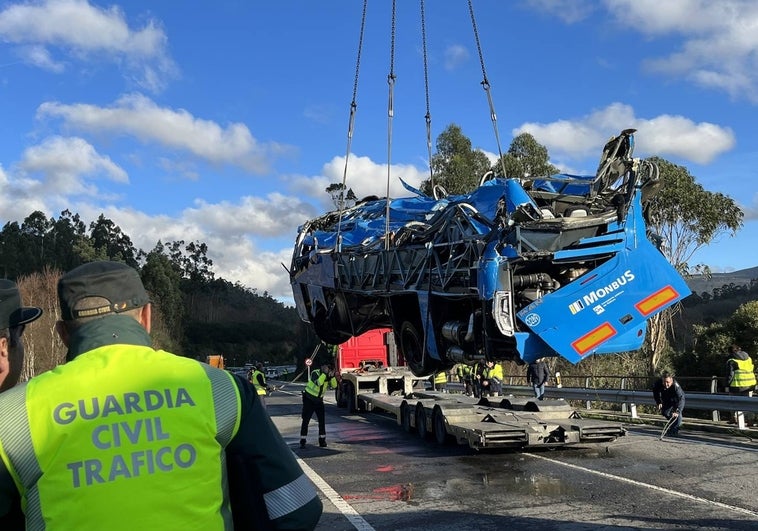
[662,407,683,434]
[533,384,545,399]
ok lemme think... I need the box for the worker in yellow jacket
[301,363,338,448]
[433,370,448,392]
[483,360,504,397]
[0,261,322,530]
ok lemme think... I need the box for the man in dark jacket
[652,372,685,437]
[526,358,550,400]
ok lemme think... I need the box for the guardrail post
[736,411,746,430]
[710,376,720,422]
[585,377,591,410]
[621,378,628,414]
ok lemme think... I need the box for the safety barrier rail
[498,384,757,430]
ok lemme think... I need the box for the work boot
[299,439,306,449]
[318,437,327,448]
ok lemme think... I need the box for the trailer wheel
[400,401,413,433]
[335,383,346,408]
[345,382,357,414]
[432,406,449,445]
[400,321,430,376]
[415,403,428,439]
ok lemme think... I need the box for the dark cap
[58,261,149,321]
[0,279,43,329]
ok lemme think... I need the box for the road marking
[527,453,758,518]
[297,456,376,531]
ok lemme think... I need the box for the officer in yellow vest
[0,279,43,393]
[483,360,504,397]
[0,261,322,530]
[250,362,268,406]
[726,344,757,395]
[0,280,43,530]
[456,363,473,396]
[433,370,448,392]
[300,363,337,448]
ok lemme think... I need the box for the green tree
[492,132,559,179]
[20,211,52,273]
[89,214,140,268]
[142,241,185,341]
[421,124,492,196]
[644,157,744,371]
[0,221,23,278]
[48,210,89,272]
[685,300,758,382]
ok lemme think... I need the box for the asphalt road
[266,384,758,531]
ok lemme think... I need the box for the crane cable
[467,0,507,178]
[336,0,368,251]
[384,0,397,251]
[420,0,435,194]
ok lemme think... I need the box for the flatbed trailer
[336,367,625,450]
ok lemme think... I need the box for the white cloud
[0,0,177,91]
[444,45,469,71]
[531,0,758,103]
[186,193,318,239]
[18,136,128,200]
[36,94,292,173]
[524,0,597,24]
[64,201,306,300]
[288,155,428,211]
[17,44,65,72]
[515,103,735,165]
[609,0,758,100]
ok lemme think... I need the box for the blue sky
[1,0,756,302]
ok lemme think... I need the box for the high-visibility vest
[251,369,267,395]
[434,372,447,385]
[0,344,241,530]
[488,363,504,381]
[305,370,336,399]
[729,357,757,388]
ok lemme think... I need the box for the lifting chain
[420,0,435,194]
[467,0,507,178]
[384,0,397,250]
[337,0,368,247]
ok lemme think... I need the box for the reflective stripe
[263,472,316,520]
[0,384,44,530]
[203,365,240,447]
[202,365,242,531]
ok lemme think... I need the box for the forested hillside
[3,210,314,379]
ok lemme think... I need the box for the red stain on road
[376,465,394,472]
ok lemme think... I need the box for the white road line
[527,453,758,518]
[297,456,376,531]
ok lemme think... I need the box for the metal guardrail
[499,384,758,430]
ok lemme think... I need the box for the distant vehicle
[206,355,225,370]
[290,130,691,376]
